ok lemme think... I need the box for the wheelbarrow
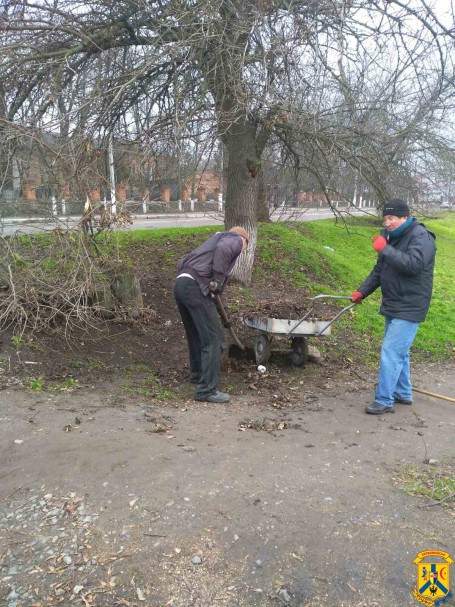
[241,295,356,366]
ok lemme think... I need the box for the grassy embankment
[113,212,454,362]
[257,214,454,360]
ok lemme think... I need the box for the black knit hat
[382,198,410,217]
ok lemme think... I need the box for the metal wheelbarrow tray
[241,295,356,366]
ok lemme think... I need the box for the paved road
[0,207,375,237]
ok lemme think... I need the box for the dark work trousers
[174,277,225,398]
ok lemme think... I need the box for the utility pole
[108,134,116,216]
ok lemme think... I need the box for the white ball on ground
[257,365,266,374]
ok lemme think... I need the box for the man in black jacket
[174,226,249,403]
[351,199,436,414]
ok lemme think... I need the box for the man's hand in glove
[350,291,364,304]
[223,321,232,329]
[209,281,221,294]
[372,235,387,252]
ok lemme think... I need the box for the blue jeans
[374,317,419,408]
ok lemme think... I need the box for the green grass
[23,376,45,391]
[11,334,27,348]
[21,376,78,391]
[7,213,454,362]
[111,214,453,360]
[254,214,455,361]
[70,358,108,370]
[121,371,175,401]
[51,377,77,391]
[395,464,455,507]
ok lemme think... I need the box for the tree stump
[92,279,116,317]
[112,274,143,308]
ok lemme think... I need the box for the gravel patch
[0,488,142,606]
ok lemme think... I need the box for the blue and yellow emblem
[413,550,453,606]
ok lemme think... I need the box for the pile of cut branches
[0,229,118,339]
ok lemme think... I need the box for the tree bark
[223,122,260,285]
[112,274,143,308]
[256,170,271,223]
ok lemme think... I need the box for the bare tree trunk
[223,123,260,285]
[256,169,271,222]
[0,87,10,192]
[222,143,228,203]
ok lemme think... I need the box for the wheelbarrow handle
[287,295,356,335]
[213,294,245,351]
[315,302,357,335]
[310,294,353,302]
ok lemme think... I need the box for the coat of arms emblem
[413,550,453,606]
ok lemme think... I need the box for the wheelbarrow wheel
[291,336,309,366]
[254,334,271,365]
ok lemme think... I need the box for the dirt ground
[1,251,454,607]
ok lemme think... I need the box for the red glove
[351,291,364,304]
[372,235,387,252]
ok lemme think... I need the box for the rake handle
[413,387,455,403]
[213,294,245,351]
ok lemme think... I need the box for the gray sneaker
[196,391,230,403]
[394,396,412,405]
[366,402,395,415]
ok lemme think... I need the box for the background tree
[1,0,454,282]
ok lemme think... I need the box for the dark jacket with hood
[358,219,436,323]
[177,231,243,296]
